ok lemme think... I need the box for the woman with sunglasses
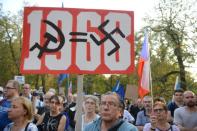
[143,102,179,131]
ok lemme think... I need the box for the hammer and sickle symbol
[30,20,65,58]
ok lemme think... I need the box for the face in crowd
[183,91,196,107]
[84,96,98,114]
[136,98,143,108]
[100,92,121,122]
[143,96,152,110]
[23,84,31,96]
[4,80,19,99]
[43,91,55,108]
[49,95,62,113]
[174,90,183,102]
[8,97,33,121]
[153,102,168,121]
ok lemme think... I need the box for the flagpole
[149,60,154,104]
[148,31,154,107]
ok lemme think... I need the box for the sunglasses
[153,108,164,113]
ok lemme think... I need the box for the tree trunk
[174,45,186,90]
[41,75,46,92]
[35,75,39,90]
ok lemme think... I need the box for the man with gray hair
[174,90,197,131]
[85,91,138,131]
[0,80,20,130]
[136,96,153,131]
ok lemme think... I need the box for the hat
[0,86,3,92]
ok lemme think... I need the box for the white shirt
[123,109,135,123]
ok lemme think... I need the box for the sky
[1,0,156,31]
[1,0,197,80]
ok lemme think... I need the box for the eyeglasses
[5,87,16,90]
[153,108,164,113]
[100,101,118,107]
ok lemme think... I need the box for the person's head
[23,84,31,96]
[173,89,184,103]
[67,93,73,103]
[48,88,56,94]
[49,95,62,113]
[100,92,122,122]
[58,95,66,112]
[154,97,166,104]
[143,96,153,110]
[153,102,168,121]
[73,94,77,103]
[124,98,130,106]
[183,91,196,108]
[4,80,19,99]
[133,98,144,109]
[8,96,33,121]
[43,91,55,107]
[84,95,99,114]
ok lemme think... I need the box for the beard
[186,101,195,107]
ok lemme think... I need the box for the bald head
[184,91,195,97]
[183,91,196,108]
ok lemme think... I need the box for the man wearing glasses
[84,92,138,131]
[0,80,20,130]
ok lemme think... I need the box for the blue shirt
[167,101,179,117]
[84,118,138,131]
[0,99,12,131]
[135,110,150,126]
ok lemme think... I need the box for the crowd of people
[0,79,197,131]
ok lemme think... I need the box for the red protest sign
[20,7,134,74]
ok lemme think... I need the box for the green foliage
[0,2,196,103]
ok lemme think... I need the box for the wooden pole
[74,75,84,131]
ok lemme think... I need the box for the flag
[62,2,64,8]
[138,33,150,98]
[57,74,69,86]
[68,81,72,95]
[112,80,125,100]
[174,76,181,90]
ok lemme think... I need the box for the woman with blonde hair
[82,95,100,131]
[4,96,38,131]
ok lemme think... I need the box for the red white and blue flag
[138,33,150,98]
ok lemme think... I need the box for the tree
[144,0,197,90]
